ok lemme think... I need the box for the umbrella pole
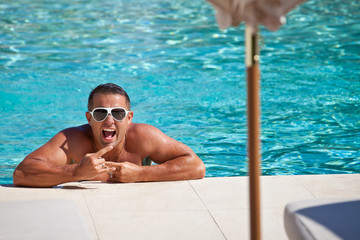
[246,25,261,240]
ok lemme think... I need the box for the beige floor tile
[294,174,360,198]
[2,175,358,240]
[209,208,249,240]
[262,208,288,240]
[261,175,314,208]
[82,180,206,212]
[189,176,248,210]
[93,210,226,240]
[190,176,314,210]
[210,208,288,240]
[0,199,94,240]
[0,183,86,206]
[0,183,97,240]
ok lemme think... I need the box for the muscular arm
[107,124,206,182]
[13,130,78,187]
[13,157,79,187]
[13,128,113,187]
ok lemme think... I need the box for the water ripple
[0,0,359,183]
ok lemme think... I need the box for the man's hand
[105,161,144,183]
[73,146,116,181]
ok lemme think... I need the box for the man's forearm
[13,159,80,187]
[140,155,206,182]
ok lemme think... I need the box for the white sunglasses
[89,107,130,122]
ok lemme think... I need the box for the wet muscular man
[13,83,205,187]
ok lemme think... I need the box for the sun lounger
[284,198,360,240]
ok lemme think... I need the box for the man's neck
[92,136,126,162]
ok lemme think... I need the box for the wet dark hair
[88,83,131,111]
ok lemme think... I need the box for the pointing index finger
[94,145,113,158]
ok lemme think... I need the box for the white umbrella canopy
[205,0,306,239]
[207,0,306,32]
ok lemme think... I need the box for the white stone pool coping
[1,174,359,239]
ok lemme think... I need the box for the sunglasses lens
[111,108,126,121]
[93,109,108,121]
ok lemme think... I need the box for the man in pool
[13,83,206,187]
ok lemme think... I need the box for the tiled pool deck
[1,174,359,239]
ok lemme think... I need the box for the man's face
[86,93,133,149]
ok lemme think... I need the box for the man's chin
[100,138,120,148]
[102,142,116,148]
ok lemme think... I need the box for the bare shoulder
[59,124,92,140]
[47,124,90,146]
[125,123,190,159]
[126,123,169,150]
[28,124,93,164]
[126,123,167,141]
[128,123,158,132]
[59,124,93,155]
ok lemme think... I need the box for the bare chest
[107,151,143,165]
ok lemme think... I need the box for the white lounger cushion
[0,199,92,240]
[284,198,360,240]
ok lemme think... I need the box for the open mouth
[102,128,116,140]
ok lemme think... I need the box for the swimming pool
[0,0,359,184]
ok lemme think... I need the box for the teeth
[103,129,115,132]
[103,129,116,139]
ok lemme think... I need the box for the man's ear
[127,111,134,125]
[86,112,92,125]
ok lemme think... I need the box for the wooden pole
[245,25,261,240]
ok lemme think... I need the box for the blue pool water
[0,0,359,184]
